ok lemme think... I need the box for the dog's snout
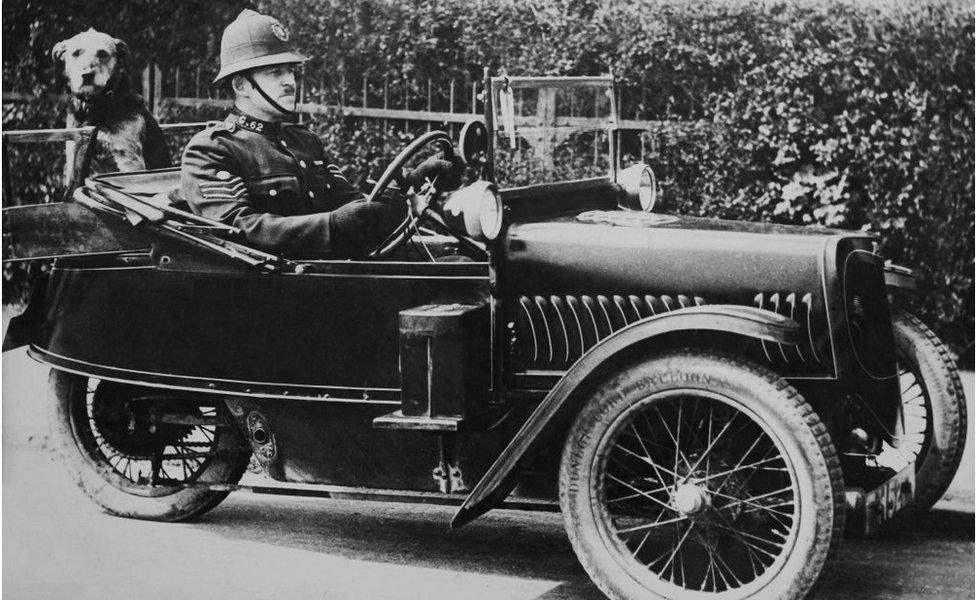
[81,72,96,84]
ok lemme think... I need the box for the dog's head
[52,28,128,98]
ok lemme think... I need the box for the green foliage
[2,0,972,361]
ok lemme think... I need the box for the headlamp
[440,180,503,242]
[617,163,658,212]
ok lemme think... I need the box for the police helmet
[213,9,307,85]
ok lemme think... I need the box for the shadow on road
[884,508,975,542]
[195,497,606,599]
[189,495,973,600]
[820,508,975,600]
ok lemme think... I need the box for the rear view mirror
[457,119,488,168]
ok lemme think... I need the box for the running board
[182,479,559,513]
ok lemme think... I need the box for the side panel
[30,263,489,399]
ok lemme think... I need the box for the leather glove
[329,199,406,258]
[403,152,466,192]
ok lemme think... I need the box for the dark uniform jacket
[181,110,364,258]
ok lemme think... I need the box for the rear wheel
[50,370,251,521]
[876,311,967,510]
[560,351,844,600]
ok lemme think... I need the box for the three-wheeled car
[3,74,966,600]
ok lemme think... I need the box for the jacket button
[308,191,314,198]
[269,189,278,197]
[299,160,307,168]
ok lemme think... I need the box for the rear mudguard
[3,271,50,352]
[451,304,802,527]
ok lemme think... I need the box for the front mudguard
[884,262,922,291]
[452,304,804,527]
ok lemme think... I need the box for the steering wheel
[365,131,457,259]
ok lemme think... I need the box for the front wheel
[560,351,844,600]
[50,370,251,521]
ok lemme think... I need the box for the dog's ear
[114,38,129,62]
[52,40,68,62]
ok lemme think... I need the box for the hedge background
[3,0,973,363]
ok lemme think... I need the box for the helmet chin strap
[246,74,294,116]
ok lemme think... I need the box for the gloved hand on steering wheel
[400,152,466,193]
[329,198,408,258]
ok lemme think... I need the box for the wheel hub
[672,482,709,515]
[92,382,196,458]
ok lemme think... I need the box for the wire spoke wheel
[560,352,843,600]
[893,363,930,459]
[79,379,223,491]
[874,363,930,472]
[883,311,967,511]
[599,392,799,593]
[50,370,251,521]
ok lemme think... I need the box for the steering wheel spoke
[365,131,473,260]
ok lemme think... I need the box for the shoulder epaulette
[205,119,237,137]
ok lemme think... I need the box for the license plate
[863,463,916,534]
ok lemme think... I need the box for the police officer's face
[239,64,299,117]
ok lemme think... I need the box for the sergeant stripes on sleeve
[200,177,247,200]
[326,164,350,183]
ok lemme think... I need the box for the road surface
[3,343,974,599]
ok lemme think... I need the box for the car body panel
[27,259,489,398]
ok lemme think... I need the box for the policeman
[181,9,462,258]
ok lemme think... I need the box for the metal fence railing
[1,64,709,206]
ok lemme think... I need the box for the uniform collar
[227,109,298,137]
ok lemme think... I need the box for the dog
[53,28,170,186]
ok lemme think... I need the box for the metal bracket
[431,434,467,494]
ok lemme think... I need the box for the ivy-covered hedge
[682,3,974,364]
[3,0,972,362]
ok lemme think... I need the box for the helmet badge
[271,22,289,42]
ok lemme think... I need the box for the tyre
[559,351,844,600]
[878,311,967,511]
[50,369,251,521]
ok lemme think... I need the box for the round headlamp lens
[639,167,657,212]
[479,187,503,240]
[617,163,658,212]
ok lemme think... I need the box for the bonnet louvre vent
[753,291,822,366]
[514,294,705,370]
